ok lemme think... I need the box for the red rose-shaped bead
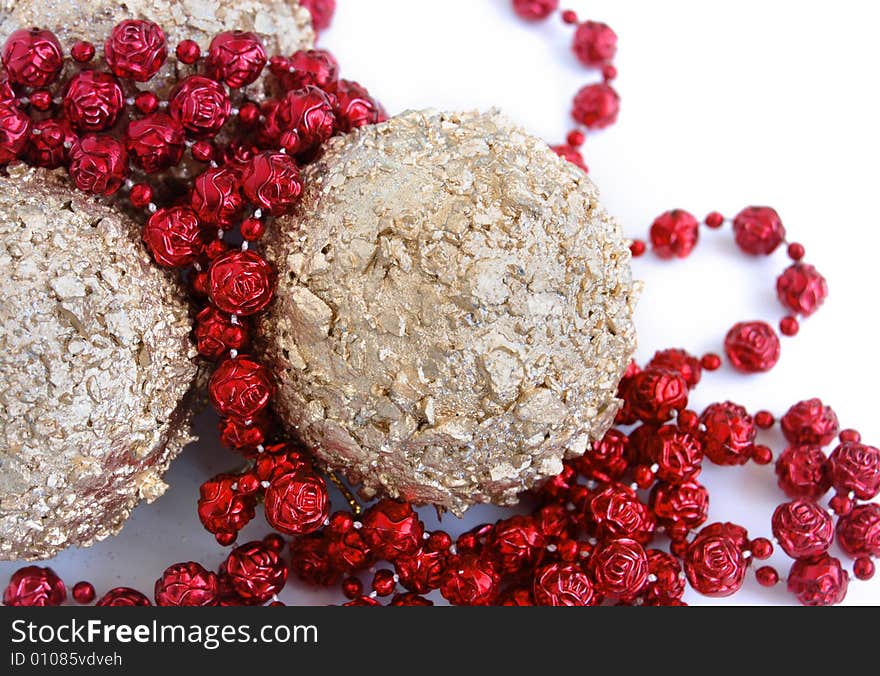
[836,503,880,558]
[240,151,303,216]
[331,79,381,132]
[155,562,219,606]
[487,515,545,574]
[208,249,275,316]
[126,112,186,173]
[191,167,242,226]
[390,592,433,606]
[2,28,63,87]
[198,473,256,538]
[207,31,266,88]
[572,82,620,129]
[326,517,374,573]
[301,0,337,32]
[195,306,249,360]
[290,534,339,586]
[700,401,756,466]
[512,0,559,21]
[0,102,31,164]
[223,541,288,604]
[645,425,703,483]
[780,399,840,447]
[254,444,309,483]
[95,587,152,606]
[533,563,596,606]
[628,367,689,424]
[209,355,273,420]
[787,554,848,606]
[588,537,648,599]
[361,499,424,561]
[643,550,685,606]
[587,483,654,543]
[439,554,500,606]
[68,135,128,195]
[63,70,125,132]
[776,263,828,316]
[269,86,336,155]
[219,414,269,451]
[572,20,618,66]
[573,428,629,483]
[3,566,66,606]
[684,535,746,597]
[771,500,834,559]
[649,210,700,259]
[775,445,831,500]
[142,205,205,267]
[828,441,880,500]
[26,119,71,168]
[394,546,447,594]
[649,480,709,534]
[732,206,786,255]
[170,75,231,137]
[281,49,339,91]
[699,521,750,550]
[647,348,702,388]
[264,470,330,535]
[724,321,780,373]
[104,20,166,82]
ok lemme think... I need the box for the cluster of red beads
[2,6,877,608]
[632,206,828,373]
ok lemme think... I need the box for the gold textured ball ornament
[0,167,199,561]
[259,109,638,515]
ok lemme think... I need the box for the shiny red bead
[2,28,63,87]
[754,410,775,429]
[628,367,689,424]
[25,118,68,168]
[104,20,167,82]
[95,587,151,606]
[394,544,448,594]
[643,549,686,606]
[854,557,875,581]
[126,112,186,173]
[650,209,700,258]
[755,566,779,587]
[828,441,880,500]
[752,445,774,465]
[777,263,828,316]
[28,89,52,112]
[512,0,559,21]
[142,206,205,268]
[264,470,330,535]
[840,429,862,443]
[240,218,265,242]
[787,554,848,606]
[195,306,249,360]
[197,473,256,540]
[647,348,702,388]
[724,320,781,373]
[629,239,646,257]
[775,445,831,500]
[588,483,654,543]
[573,428,629,483]
[282,49,340,91]
[487,515,545,574]
[134,91,159,114]
[704,211,725,228]
[170,75,231,137]
[301,0,337,32]
[649,480,709,534]
[440,554,500,606]
[3,566,66,606]
[644,425,703,483]
[208,249,275,316]
[779,316,799,337]
[684,534,746,597]
[63,70,125,132]
[836,503,880,558]
[271,86,336,154]
[71,581,95,604]
[787,242,806,261]
[390,592,433,606]
[371,569,397,597]
[571,83,620,129]
[68,134,128,195]
[240,151,303,216]
[155,562,219,606]
[780,399,839,447]
[176,39,201,64]
[532,563,596,606]
[572,21,618,66]
[209,355,274,420]
[567,129,585,147]
[191,167,242,226]
[341,576,362,599]
[732,206,786,255]
[699,401,756,466]
[700,352,721,371]
[588,537,648,599]
[361,500,424,561]
[771,500,834,559]
[330,79,382,132]
[71,40,96,63]
[0,102,31,164]
[750,537,774,560]
[223,541,288,604]
[207,31,267,88]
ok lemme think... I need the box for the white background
[3,0,879,605]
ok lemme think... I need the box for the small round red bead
[755,566,779,587]
[176,39,201,64]
[72,581,96,604]
[704,211,725,228]
[71,40,96,63]
[780,316,799,337]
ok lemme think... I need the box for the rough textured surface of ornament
[0,0,314,55]
[258,109,638,515]
[0,166,198,561]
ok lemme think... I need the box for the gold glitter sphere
[0,168,198,561]
[259,110,638,515]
